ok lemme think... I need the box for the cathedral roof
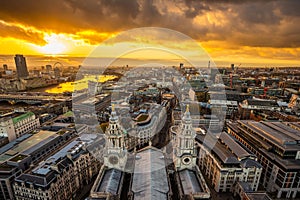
[131,147,170,200]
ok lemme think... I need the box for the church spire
[109,103,118,123]
[112,103,115,112]
[104,103,127,170]
[173,103,197,170]
[180,104,194,134]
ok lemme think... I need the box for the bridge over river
[0,94,70,104]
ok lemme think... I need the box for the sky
[0,0,300,67]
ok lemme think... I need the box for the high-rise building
[3,64,8,71]
[231,63,235,71]
[227,121,300,199]
[14,54,29,78]
[46,64,52,73]
[0,129,76,200]
[197,132,262,193]
[54,67,60,78]
[180,63,184,69]
[13,140,99,200]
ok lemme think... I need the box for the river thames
[32,75,117,94]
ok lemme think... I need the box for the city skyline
[1,1,300,200]
[0,0,300,67]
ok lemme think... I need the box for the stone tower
[174,104,197,170]
[104,104,127,170]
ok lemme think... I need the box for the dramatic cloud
[0,20,46,45]
[0,0,300,48]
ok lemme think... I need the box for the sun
[36,33,68,55]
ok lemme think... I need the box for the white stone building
[197,132,262,193]
[103,105,128,171]
[0,117,16,142]
[13,140,99,200]
[12,112,40,138]
[172,105,211,199]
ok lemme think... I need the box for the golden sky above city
[0,0,300,66]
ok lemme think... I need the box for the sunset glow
[35,34,68,55]
[0,0,299,67]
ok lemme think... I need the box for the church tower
[104,104,127,170]
[174,104,197,170]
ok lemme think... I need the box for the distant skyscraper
[231,63,235,71]
[54,67,60,78]
[14,54,29,78]
[46,64,52,72]
[179,63,184,69]
[3,64,8,71]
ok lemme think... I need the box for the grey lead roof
[219,132,253,160]
[242,121,300,146]
[212,142,239,165]
[240,158,262,168]
[196,134,239,165]
[246,193,272,200]
[246,99,278,107]
[32,140,82,175]
[96,168,122,195]
[0,134,31,154]
[15,170,56,188]
[179,169,203,195]
[266,122,300,140]
[131,147,169,200]
[22,135,59,155]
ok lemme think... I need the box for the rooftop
[9,154,28,162]
[135,114,149,122]
[0,130,57,162]
[245,193,272,200]
[96,168,122,195]
[0,162,16,172]
[196,133,260,167]
[212,141,240,165]
[63,111,74,117]
[131,147,169,200]
[238,121,300,147]
[33,140,84,175]
[12,111,34,124]
[219,132,253,160]
[15,166,57,188]
[0,134,32,154]
[243,99,278,107]
[179,169,203,194]
[237,182,272,200]
[229,121,300,169]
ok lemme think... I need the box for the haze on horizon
[0,0,300,67]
